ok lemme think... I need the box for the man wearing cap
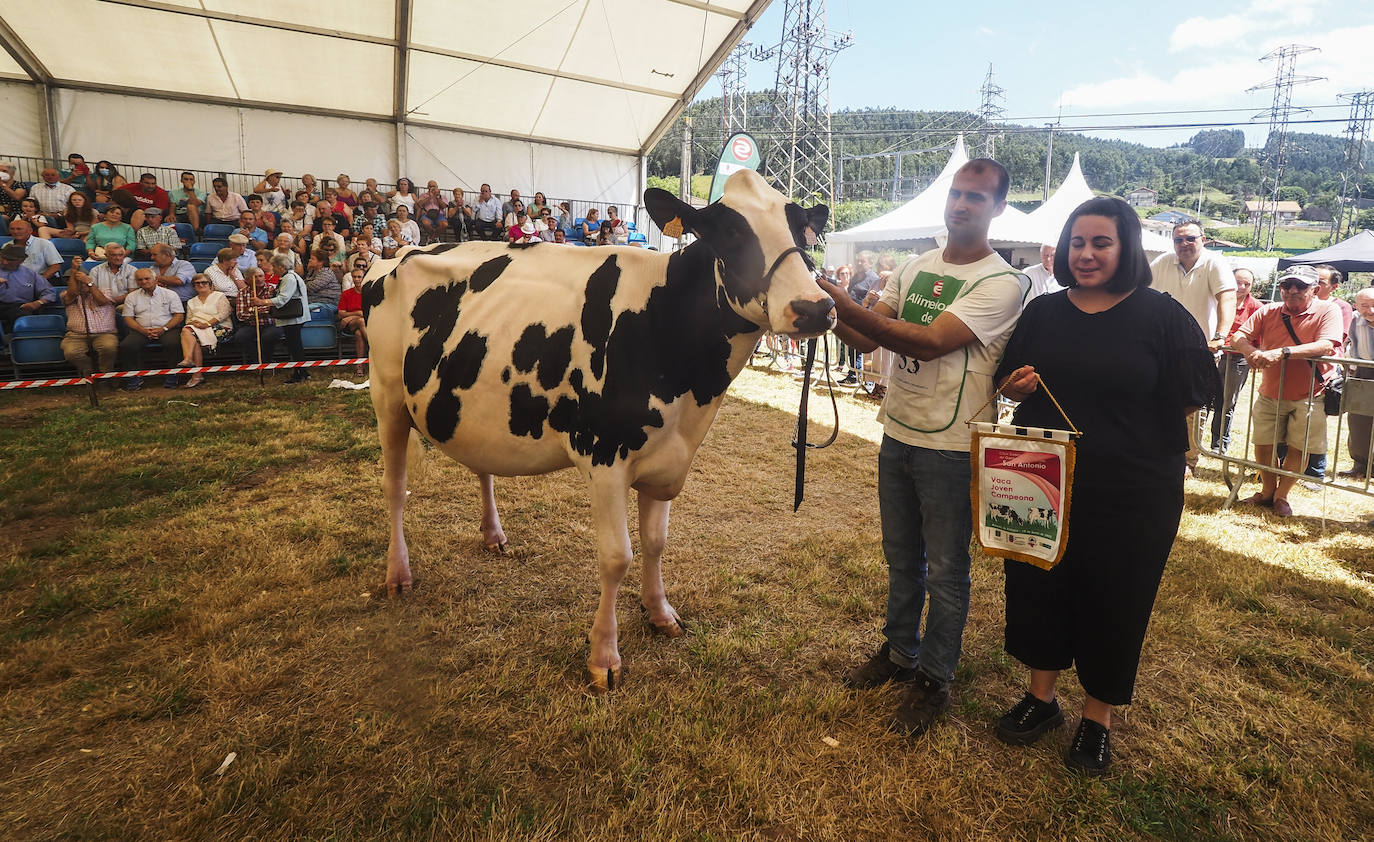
[234,210,269,248]
[225,234,257,272]
[60,259,119,379]
[0,240,56,330]
[33,167,76,215]
[133,206,182,259]
[1230,265,1343,517]
[8,218,62,280]
[1150,218,1237,477]
[472,184,502,241]
[88,243,137,307]
[149,243,195,304]
[118,267,185,390]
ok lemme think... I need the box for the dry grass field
[1,367,1372,841]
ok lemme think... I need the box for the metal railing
[1206,348,1373,504]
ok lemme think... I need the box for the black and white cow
[362,169,832,690]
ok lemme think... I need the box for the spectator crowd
[0,154,642,389]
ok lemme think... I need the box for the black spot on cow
[396,242,460,271]
[425,331,488,443]
[470,255,513,292]
[555,245,751,467]
[501,366,511,383]
[508,241,540,250]
[512,324,575,391]
[403,281,467,396]
[688,203,765,312]
[508,384,549,439]
[548,395,578,433]
[582,257,620,380]
[360,275,387,320]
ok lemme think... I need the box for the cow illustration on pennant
[361,169,832,691]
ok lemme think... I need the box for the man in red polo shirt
[1231,265,1343,517]
[112,172,171,230]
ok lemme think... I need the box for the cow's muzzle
[787,296,836,335]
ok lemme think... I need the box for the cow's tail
[406,427,428,483]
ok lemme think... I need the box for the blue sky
[709,0,1374,149]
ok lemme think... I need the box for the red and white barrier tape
[0,358,371,390]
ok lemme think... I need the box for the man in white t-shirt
[818,158,1029,740]
[1149,218,1236,475]
[1024,244,1064,302]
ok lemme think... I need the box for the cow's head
[645,169,833,336]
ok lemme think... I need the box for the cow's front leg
[587,477,632,691]
[638,492,684,637]
[475,471,508,553]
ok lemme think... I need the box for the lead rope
[792,335,843,511]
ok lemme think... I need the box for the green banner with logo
[708,132,762,204]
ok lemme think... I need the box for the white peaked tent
[825,135,1039,266]
[1008,153,1174,254]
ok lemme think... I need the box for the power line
[687,116,1352,142]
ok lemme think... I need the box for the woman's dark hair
[1052,196,1153,294]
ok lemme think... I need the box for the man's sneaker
[889,672,950,738]
[162,374,182,389]
[839,372,859,386]
[1065,718,1111,775]
[121,376,144,392]
[994,692,1064,745]
[842,642,919,690]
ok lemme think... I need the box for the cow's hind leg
[587,477,632,691]
[475,471,508,553]
[638,493,685,637]
[377,408,415,596]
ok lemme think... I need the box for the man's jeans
[879,435,973,685]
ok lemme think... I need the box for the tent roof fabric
[831,146,1175,255]
[0,0,766,156]
[1277,229,1374,273]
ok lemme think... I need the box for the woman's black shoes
[995,692,1064,745]
[1066,717,1111,775]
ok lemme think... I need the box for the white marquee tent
[1020,152,1176,254]
[0,0,768,210]
[825,136,1043,267]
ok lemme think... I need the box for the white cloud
[977,26,995,37]
[1169,0,1323,52]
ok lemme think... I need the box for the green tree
[1278,185,1308,206]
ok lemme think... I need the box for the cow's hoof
[485,540,509,555]
[586,663,625,693]
[648,614,687,638]
[374,578,419,599]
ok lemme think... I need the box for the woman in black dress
[991,196,1216,775]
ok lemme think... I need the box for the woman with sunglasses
[991,197,1216,776]
[179,273,231,388]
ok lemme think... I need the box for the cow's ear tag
[662,217,684,238]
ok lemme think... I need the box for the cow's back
[363,241,754,484]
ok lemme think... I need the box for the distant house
[1244,200,1302,224]
[1126,187,1158,207]
[1150,210,1194,226]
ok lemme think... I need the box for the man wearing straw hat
[817,158,1029,739]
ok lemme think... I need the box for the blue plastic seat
[301,303,340,355]
[570,218,586,242]
[51,238,88,260]
[190,258,214,273]
[188,242,223,259]
[628,232,647,244]
[202,223,236,240]
[10,313,68,373]
[173,222,196,245]
[92,202,110,213]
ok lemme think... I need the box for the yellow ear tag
[662,216,683,238]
